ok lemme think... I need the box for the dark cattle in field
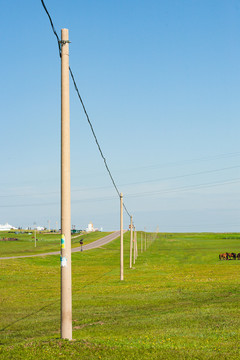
[219,253,228,260]
[0,237,18,241]
[237,253,240,260]
[227,252,236,260]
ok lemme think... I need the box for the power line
[108,164,240,189]
[124,151,240,173]
[40,0,61,57]
[68,69,119,198]
[126,178,240,198]
[0,164,239,199]
[1,150,239,188]
[40,0,131,219]
[1,177,240,208]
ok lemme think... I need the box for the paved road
[0,231,126,260]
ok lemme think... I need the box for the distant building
[86,222,94,232]
[36,226,44,231]
[0,223,17,231]
[71,229,82,234]
[86,222,99,232]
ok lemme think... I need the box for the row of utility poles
[128,221,158,270]
[59,28,159,341]
[120,197,159,277]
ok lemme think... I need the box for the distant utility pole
[60,28,72,340]
[141,232,143,253]
[136,230,138,258]
[130,216,133,268]
[34,230,36,248]
[144,228,147,251]
[120,193,124,281]
[133,227,136,264]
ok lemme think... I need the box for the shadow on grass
[0,267,116,335]
[0,301,58,333]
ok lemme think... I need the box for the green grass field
[0,231,112,257]
[0,232,240,359]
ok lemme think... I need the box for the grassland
[0,231,112,257]
[0,232,240,359]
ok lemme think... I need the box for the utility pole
[141,231,143,253]
[136,230,138,258]
[34,230,36,248]
[144,227,146,251]
[120,193,124,281]
[130,216,133,268]
[133,226,136,264]
[60,28,72,340]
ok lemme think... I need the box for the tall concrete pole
[136,230,138,258]
[60,28,72,340]
[144,228,147,251]
[130,216,133,269]
[120,193,124,281]
[133,226,136,264]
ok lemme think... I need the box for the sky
[1,0,240,232]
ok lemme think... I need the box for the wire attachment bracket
[59,40,71,49]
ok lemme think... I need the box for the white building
[0,223,17,231]
[86,222,99,232]
[86,222,94,232]
[36,226,44,231]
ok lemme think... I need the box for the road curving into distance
[0,230,126,260]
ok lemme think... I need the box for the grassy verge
[0,232,240,359]
[0,231,112,257]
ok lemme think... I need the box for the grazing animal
[237,253,240,260]
[227,252,236,260]
[219,253,228,260]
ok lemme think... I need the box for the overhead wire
[1,177,239,208]
[97,164,240,189]
[124,151,240,173]
[40,0,131,220]
[0,163,239,198]
[40,0,61,57]
[1,150,239,188]
[126,178,240,198]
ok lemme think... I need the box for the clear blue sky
[1,0,240,232]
